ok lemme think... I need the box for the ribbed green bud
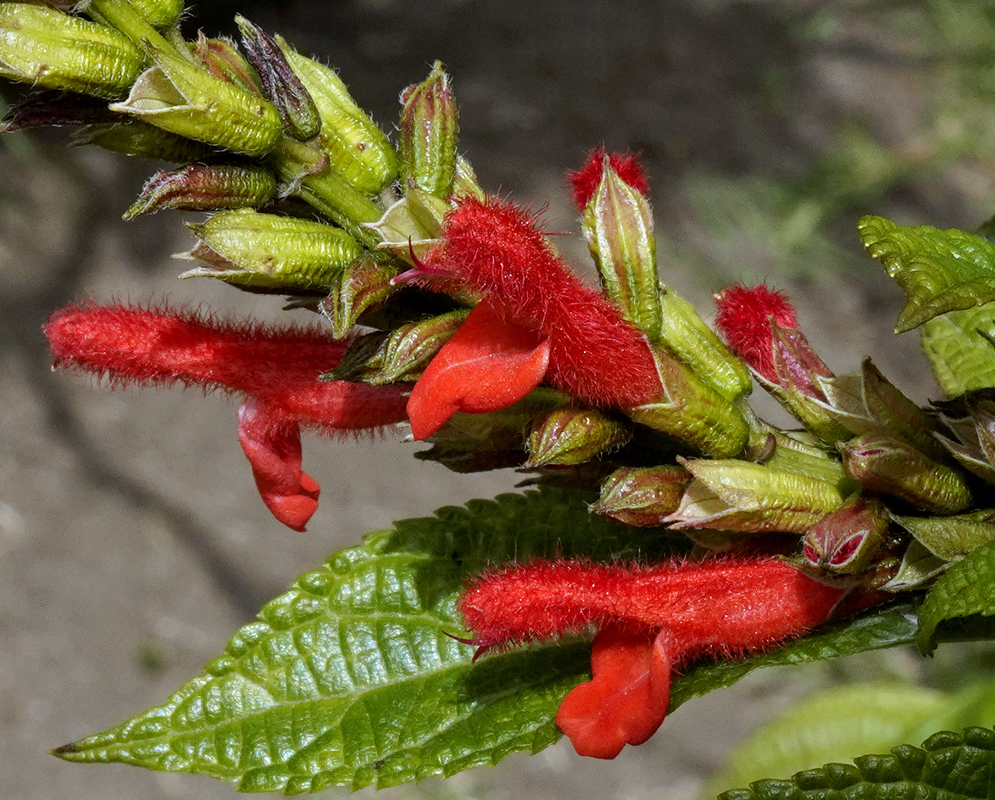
[318,257,400,339]
[802,493,890,574]
[525,407,631,468]
[839,432,974,515]
[109,41,282,156]
[276,35,397,194]
[590,465,691,527]
[581,155,662,338]
[236,16,320,142]
[818,359,947,461]
[658,286,752,401]
[192,34,263,94]
[750,429,853,489]
[0,4,142,99]
[626,349,749,458]
[328,310,467,384]
[896,510,995,561]
[124,164,278,219]
[667,457,845,533]
[126,0,184,28]
[85,0,172,54]
[398,61,458,199]
[177,208,362,292]
[71,120,219,162]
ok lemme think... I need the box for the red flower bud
[714,283,797,383]
[568,147,650,211]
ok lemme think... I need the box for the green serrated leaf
[917,539,995,655]
[717,726,995,800]
[52,487,687,793]
[858,215,995,332]
[921,302,995,395]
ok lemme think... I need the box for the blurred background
[3,1,995,798]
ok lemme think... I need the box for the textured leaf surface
[921,302,995,395]
[54,488,685,793]
[917,539,995,655]
[717,726,995,800]
[858,215,995,332]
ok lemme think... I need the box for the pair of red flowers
[45,151,838,760]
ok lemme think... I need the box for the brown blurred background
[3,1,995,798]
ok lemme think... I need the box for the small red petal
[407,300,551,440]
[237,399,319,531]
[714,283,798,381]
[556,626,672,759]
[568,147,650,210]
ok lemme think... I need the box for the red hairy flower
[713,283,798,382]
[568,147,650,210]
[417,197,661,417]
[460,556,847,758]
[44,302,408,529]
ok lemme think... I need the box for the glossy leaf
[920,303,995,396]
[917,538,995,655]
[53,488,685,793]
[859,215,995,332]
[718,726,995,800]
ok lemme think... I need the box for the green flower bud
[818,359,947,461]
[191,34,263,94]
[590,465,691,527]
[802,493,890,574]
[581,154,662,338]
[750,429,853,489]
[318,257,400,339]
[109,40,282,156]
[658,286,752,401]
[236,16,320,142]
[896,510,995,562]
[0,4,142,99]
[626,349,749,458]
[84,0,172,54]
[399,61,458,199]
[276,35,397,195]
[525,407,631,468]
[126,0,184,28]
[124,163,278,219]
[71,120,219,162]
[177,208,362,292]
[667,457,845,533]
[328,310,468,384]
[839,432,974,515]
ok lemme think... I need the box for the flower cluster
[7,5,994,763]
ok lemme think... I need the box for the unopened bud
[276,36,397,194]
[399,61,458,199]
[177,208,362,292]
[329,310,468,384]
[124,163,278,219]
[802,493,890,574]
[110,40,282,156]
[236,16,320,142]
[71,120,219,162]
[0,4,143,99]
[590,465,691,527]
[657,286,752,401]
[666,457,845,533]
[525,407,631,468]
[1,90,115,133]
[126,0,183,28]
[191,33,263,94]
[578,152,661,338]
[895,510,995,561]
[839,432,973,515]
[318,257,400,339]
[626,349,749,458]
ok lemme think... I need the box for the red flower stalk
[568,147,650,210]
[713,283,798,383]
[460,556,847,759]
[44,302,408,530]
[406,196,662,437]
